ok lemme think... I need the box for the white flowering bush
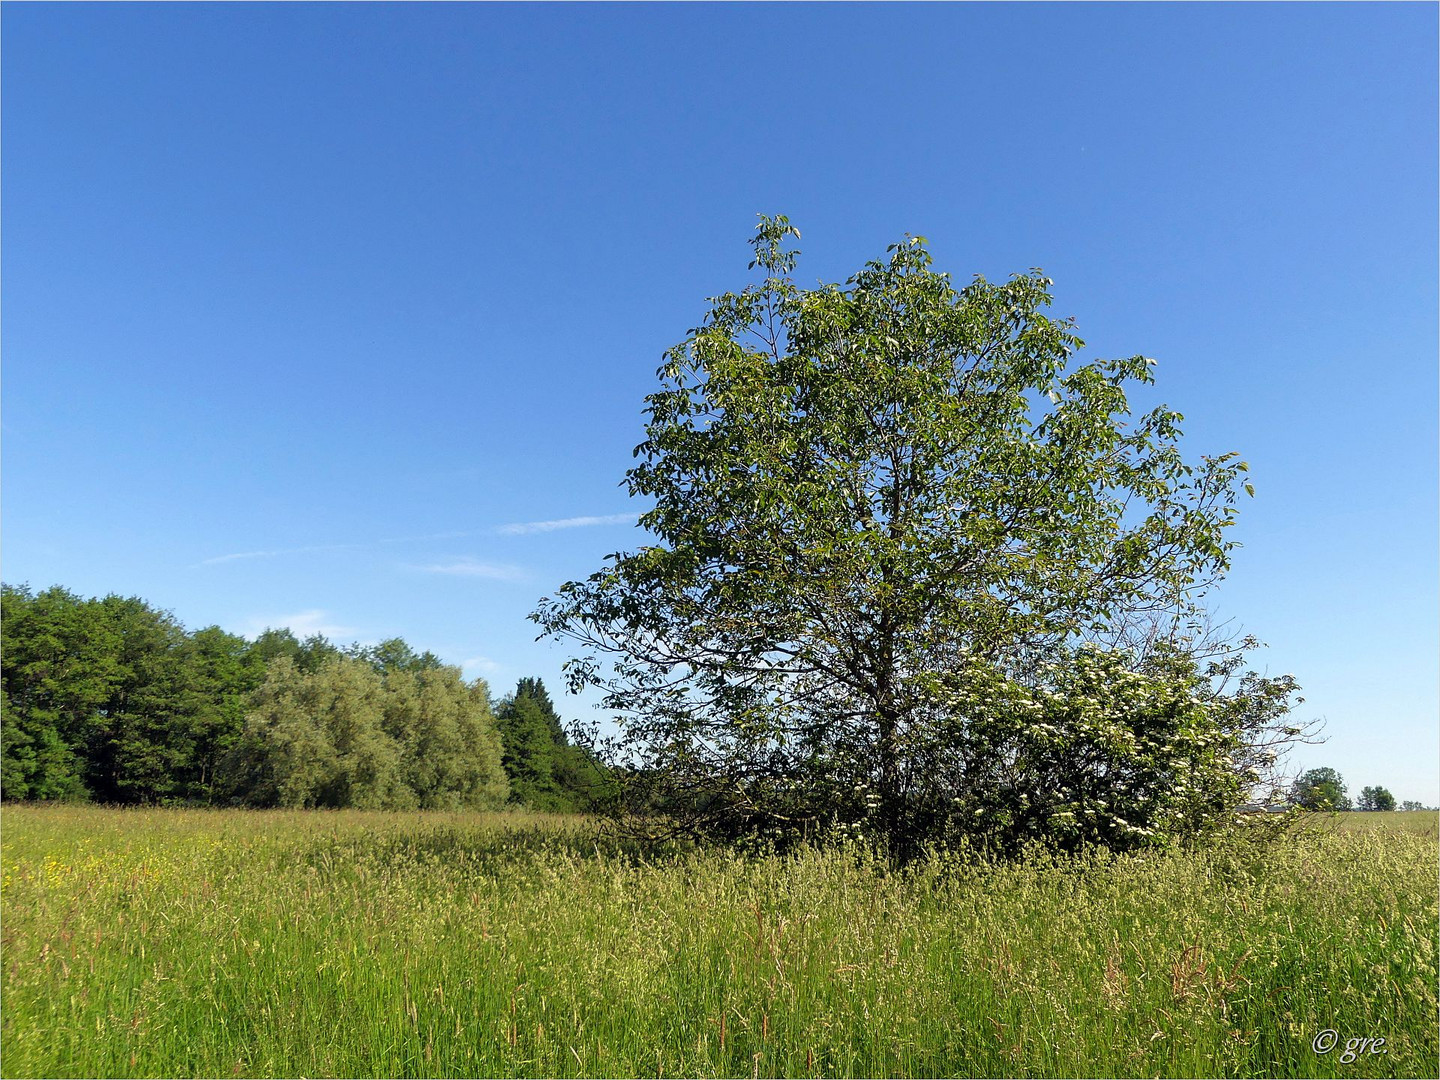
[887,641,1303,855]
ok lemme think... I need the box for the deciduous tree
[535,217,1304,857]
[1357,785,1395,812]
[1291,767,1350,811]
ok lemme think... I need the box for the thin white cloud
[200,543,361,566]
[198,532,471,568]
[198,514,638,568]
[411,558,526,581]
[203,550,276,565]
[378,530,473,545]
[239,609,357,640]
[462,655,502,676]
[497,512,639,535]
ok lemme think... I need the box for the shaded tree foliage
[2,583,547,813]
[494,678,614,812]
[1,584,258,803]
[1290,767,1350,811]
[351,637,445,676]
[226,656,508,810]
[535,217,1306,858]
[1357,785,1395,812]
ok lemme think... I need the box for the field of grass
[1,806,1435,1078]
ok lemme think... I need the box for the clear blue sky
[4,3,1436,804]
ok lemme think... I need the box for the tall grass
[2,806,1434,1078]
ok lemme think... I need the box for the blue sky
[4,3,1436,804]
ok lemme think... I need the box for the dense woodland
[0,583,610,811]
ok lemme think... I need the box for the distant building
[1236,802,1289,814]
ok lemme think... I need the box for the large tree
[535,217,1303,857]
[493,678,615,812]
[1357,785,1395,812]
[2,585,96,800]
[227,654,509,810]
[1291,767,1350,811]
[1,584,213,803]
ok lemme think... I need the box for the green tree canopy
[495,693,560,808]
[2,583,512,811]
[2,585,94,800]
[1291,767,1350,811]
[494,678,615,812]
[1357,785,1396,812]
[246,627,341,674]
[535,217,1304,857]
[229,655,508,810]
[1,584,223,803]
[381,666,509,809]
[351,637,445,676]
[514,677,566,746]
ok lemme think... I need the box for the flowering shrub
[883,642,1304,854]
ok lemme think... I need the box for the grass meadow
[1,806,1434,1078]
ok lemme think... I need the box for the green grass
[1,806,1435,1078]
[1316,810,1439,834]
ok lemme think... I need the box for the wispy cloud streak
[497,512,639,535]
[379,530,473,545]
[410,559,525,581]
[199,514,638,567]
[201,543,363,566]
[199,531,475,567]
[239,609,357,639]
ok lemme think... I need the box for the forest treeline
[0,584,610,811]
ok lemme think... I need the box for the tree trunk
[877,699,903,856]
